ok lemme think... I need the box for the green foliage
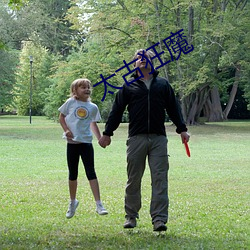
[43,53,82,120]
[2,0,250,121]
[14,40,54,115]
[3,0,79,55]
[241,61,250,110]
[0,49,19,111]
[0,0,19,49]
[8,0,28,10]
[64,0,250,122]
[43,46,119,120]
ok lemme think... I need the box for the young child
[58,78,108,218]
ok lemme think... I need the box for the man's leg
[125,135,148,220]
[148,135,169,226]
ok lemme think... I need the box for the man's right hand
[98,135,111,148]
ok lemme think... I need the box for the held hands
[99,135,111,148]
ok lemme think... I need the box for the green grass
[0,116,249,249]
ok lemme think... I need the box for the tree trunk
[195,85,210,120]
[205,86,224,122]
[186,92,199,125]
[185,84,210,125]
[203,0,227,122]
[223,65,240,119]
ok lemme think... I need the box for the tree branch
[116,0,129,12]
[104,26,132,38]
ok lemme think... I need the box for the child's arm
[90,122,101,140]
[59,113,73,139]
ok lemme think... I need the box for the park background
[0,0,250,249]
[0,0,250,122]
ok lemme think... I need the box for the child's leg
[80,144,100,201]
[65,144,80,218]
[89,178,100,201]
[80,144,108,214]
[89,178,108,215]
[69,179,77,200]
[66,179,79,219]
[67,143,80,201]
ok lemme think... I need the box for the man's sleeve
[165,84,188,134]
[103,87,128,136]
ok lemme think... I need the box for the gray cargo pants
[125,134,169,223]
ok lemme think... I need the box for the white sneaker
[66,199,79,219]
[96,203,108,215]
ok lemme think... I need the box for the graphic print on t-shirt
[75,106,89,119]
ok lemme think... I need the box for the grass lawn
[0,116,249,249]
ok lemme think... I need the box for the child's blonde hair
[70,78,92,100]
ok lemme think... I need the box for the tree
[43,41,119,120]
[2,0,80,56]
[0,0,20,112]
[14,40,54,115]
[0,50,19,112]
[6,0,249,121]
[43,52,84,120]
[61,0,249,123]
[1,0,82,115]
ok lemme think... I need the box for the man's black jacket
[103,71,188,137]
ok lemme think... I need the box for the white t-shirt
[58,98,101,143]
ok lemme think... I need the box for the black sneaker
[153,221,167,231]
[124,217,137,228]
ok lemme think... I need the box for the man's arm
[164,82,188,134]
[103,86,128,136]
[99,87,127,149]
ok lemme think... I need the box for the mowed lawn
[0,116,249,250]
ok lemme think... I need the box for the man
[99,49,190,232]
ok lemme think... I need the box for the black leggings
[67,143,97,181]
